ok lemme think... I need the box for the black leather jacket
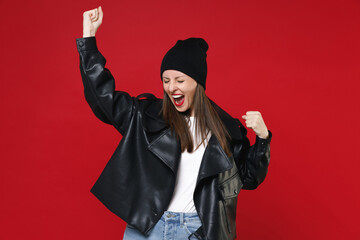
[76,37,272,240]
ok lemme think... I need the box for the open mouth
[173,94,185,107]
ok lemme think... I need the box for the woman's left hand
[242,111,269,139]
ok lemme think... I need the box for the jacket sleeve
[233,124,272,190]
[76,36,134,135]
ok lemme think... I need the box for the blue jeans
[122,211,202,240]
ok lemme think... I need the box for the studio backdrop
[0,0,359,239]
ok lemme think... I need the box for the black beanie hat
[160,38,209,89]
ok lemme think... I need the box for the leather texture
[76,36,272,240]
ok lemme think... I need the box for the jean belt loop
[180,212,184,227]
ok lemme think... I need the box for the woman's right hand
[82,6,103,38]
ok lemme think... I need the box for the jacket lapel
[196,100,247,183]
[196,135,233,184]
[147,128,181,173]
[144,100,181,173]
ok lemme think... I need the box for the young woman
[77,6,272,240]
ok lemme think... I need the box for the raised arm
[233,112,272,190]
[76,6,134,135]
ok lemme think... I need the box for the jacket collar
[142,99,168,133]
[144,98,244,178]
[208,98,245,142]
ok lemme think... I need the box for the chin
[174,106,187,112]
[175,107,191,116]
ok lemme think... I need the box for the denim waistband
[161,211,200,226]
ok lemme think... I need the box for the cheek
[187,88,196,104]
[163,86,172,99]
[163,85,168,94]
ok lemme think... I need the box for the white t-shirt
[167,116,211,213]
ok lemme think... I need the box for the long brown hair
[161,84,231,156]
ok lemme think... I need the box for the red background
[1,0,359,239]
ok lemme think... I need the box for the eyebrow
[162,76,185,80]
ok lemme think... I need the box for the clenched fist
[242,111,269,139]
[83,6,103,38]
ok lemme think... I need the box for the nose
[168,81,177,93]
